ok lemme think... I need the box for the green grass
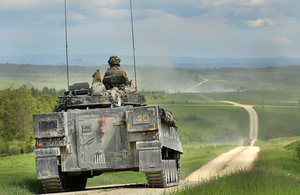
[167,93,300,142]
[180,143,236,179]
[0,143,236,194]
[169,90,300,102]
[0,153,42,195]
[254,106,300,140]
[87,172,146,187]
[175,137,300,195]
[160,104,249,144]
[176,169,300,195]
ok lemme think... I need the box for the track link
[42,178,63,193]
[146,159,180,188]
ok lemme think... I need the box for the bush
[0,141,8,156]
[8,144,21,155]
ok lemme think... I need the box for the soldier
[104,56,129,85]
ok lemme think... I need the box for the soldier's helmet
[108,56,121,66]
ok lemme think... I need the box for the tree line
[0,85,63,156]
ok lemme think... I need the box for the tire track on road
[185,101,260,183]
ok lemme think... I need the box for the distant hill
[0,54,300,69]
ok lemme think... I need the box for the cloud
[69,11,86,23]
[245,17,275,27]
[213,0,269,7]
[91,0,123,7]
[0,0,62,11]
[274,37,293,44]
[1,0,300,58]
[94,8,130,20]
[0,0,39,10]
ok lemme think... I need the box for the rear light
[36,137,66,146]
[142,131,157,136]
[153,135,156,139]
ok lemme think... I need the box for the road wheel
[146,159,180,188]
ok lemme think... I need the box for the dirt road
[185,146,260,182]
[185,101,260,182]
[186,75,208,92]
[222,101,258,141]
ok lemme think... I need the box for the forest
[0,86,62,156]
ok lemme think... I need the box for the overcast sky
[0,0,300,59]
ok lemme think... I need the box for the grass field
[0,143,235,195]
[175,136,300,195]
[169,90,300,102]
[254,106,300,140]
[167,91,300,142]
[3,137,298,195]
[161,104,249,144]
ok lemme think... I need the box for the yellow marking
[138,115,143,122]
[148,123,156,130]
[126,110,133,119]
[127,124,136,131]
[143,114,149,121]
[147,108,155,115]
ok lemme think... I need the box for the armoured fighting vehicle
[33,75,183,193]
[243,138,252,147]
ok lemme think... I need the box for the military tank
[33,75,183,193]
[243,138,252,147]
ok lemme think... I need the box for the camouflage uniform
[104,56,129,85]
[92,69,101,83]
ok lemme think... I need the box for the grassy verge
[0,143,235,194]
[0,153,42,195]
[175,137,300,195]
[180,143,236,179]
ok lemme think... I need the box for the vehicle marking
[148,123,156,130]
[126,110,133,119]
[137,114,149,122]
[127,124,136,131]
[147,108,155,115]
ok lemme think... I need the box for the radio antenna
[130,0,137,91]
[64,0,70,90]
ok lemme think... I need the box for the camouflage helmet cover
[108,56,121,66]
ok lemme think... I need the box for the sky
[0,0,300,59]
